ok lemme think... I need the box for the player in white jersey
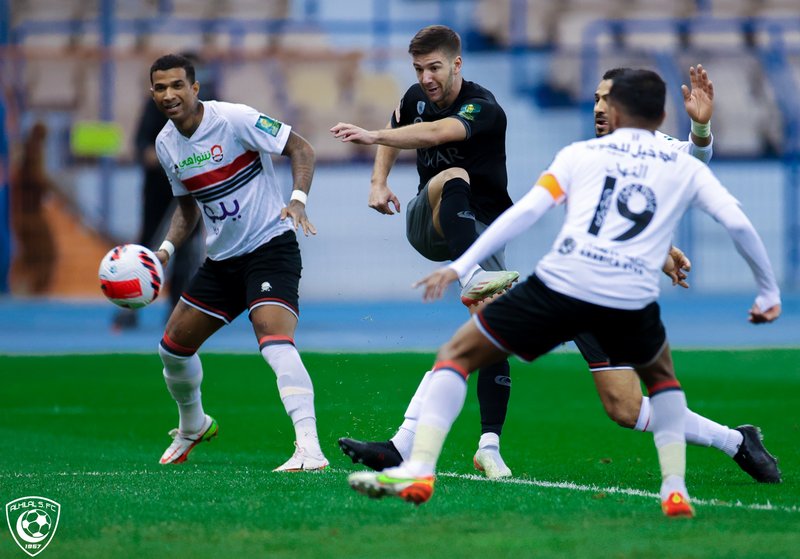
[339,64,780,484]
[147,54,328,471]
[347,69,781,517]
[569,65,780,483]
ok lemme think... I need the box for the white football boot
[273,442,329,472]
[159,414,218,464]
[460,270,519,306]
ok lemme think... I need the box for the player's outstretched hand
[155,249,170,267]
[749,302,781,324]
[413,267,459,302]
[281,202,317,236]
[662,245,692,288]
[681,64,714,124]
[330,122,377,145]
[369,183,401,215]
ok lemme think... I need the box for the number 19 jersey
[535,127,739,310]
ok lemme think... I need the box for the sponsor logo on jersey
[419,146,464,168]
[203,199,242,223]
[261,282,272,292]
[457,103,481,121]
[178,149,215,169]
[256,115,283,137]
[417,101,426,115]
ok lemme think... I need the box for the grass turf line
[0,350,798,559]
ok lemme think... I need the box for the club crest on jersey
[255,115,282,137]
[457,103,481,121]
[210,144,224,162]
[261,282,272,292]
[558,237,576,255]
[417,101,426,115]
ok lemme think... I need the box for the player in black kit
[331,25,520,477]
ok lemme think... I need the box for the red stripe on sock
[161,333,198,356]
[433,360,469,380]
[647,379,682,396]
[258,335,295,346]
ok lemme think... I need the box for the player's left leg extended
[593,368,780,483]
[251,304,328,472]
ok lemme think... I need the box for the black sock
[477,359,511,436]
[439,177,478,259]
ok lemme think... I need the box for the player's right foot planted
[348,468,435,505]
[661,492,695,518]
[460,270,520,307]
[338,438,403,471]
[159,415,218,464]
[473,448,512,479]
[732,425,781,483]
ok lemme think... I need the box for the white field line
[2,468,796,514]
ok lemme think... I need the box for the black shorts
[181,230,301,324]
[573,332,634,372]
[475,274,666,367]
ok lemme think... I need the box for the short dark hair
[607,69,666,122]
[602,67,632,81]
[408,25,461,59]
[150,53,196,84]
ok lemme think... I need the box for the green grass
[1,350,798,559]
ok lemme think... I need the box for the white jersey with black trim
[535,127,737,309]
[155,100,293,260]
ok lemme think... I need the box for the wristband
[691,119,711,139]
[158,240,175,259]
[290,190,308,205]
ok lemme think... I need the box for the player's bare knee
[436,167,470,184]
[603,396,639,428]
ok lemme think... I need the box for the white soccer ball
[20,509,51,539]
[98,244,164,308]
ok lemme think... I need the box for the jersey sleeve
[450,96,500,139]
[224,102,292,155]
[155,136,188,197]
[534,143,577,201]
[657,131,713,164]
[390,86,416,128]
[690,164,740,218]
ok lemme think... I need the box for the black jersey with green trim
[391,80,512,223]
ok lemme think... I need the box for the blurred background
[1,0,799,351]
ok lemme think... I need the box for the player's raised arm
[682,64,714,149]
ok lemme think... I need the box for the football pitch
[1,350,798,559]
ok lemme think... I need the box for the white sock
[407,366,469,476]
[159,345,206,435]
[636,395,744,456]
[260,340,322,455]
[649,390,688,497]
[478,432,501,450]
[390,370,433,459]
[458,264,483,288]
